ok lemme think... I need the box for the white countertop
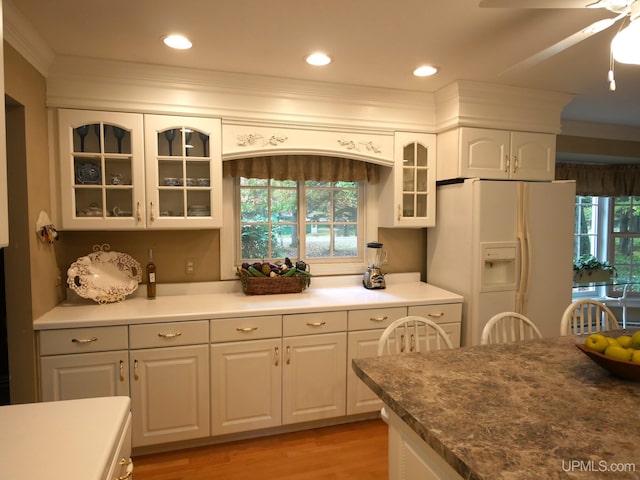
[34,273,463,330]
[0,397,130,480]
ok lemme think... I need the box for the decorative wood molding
[337,138,382,154]
[236,133,289,147]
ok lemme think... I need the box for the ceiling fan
[480,0,640,79]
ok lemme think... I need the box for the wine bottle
[146,248,156,299]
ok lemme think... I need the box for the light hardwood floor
[133,419,388,480]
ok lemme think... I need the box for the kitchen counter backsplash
[35,273,464,330]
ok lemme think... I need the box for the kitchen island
[353,332,640,480]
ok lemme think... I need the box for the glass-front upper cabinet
[379,132,436,228]
[59,110,145,230]
[144,115,222,229]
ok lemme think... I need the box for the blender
[363,242,387,289]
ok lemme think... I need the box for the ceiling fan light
[611,21,640,64]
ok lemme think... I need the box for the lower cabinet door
[282,332,346,425]
[40,350,129,402]
[346,330,385,415]
[210,338,282,435]
[130,344,210,447]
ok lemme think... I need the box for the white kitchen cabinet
[58,109,145,230]
[144,114,222,228]
[210,315,282,436]
[40,351,129,402]
[346,307,407,415]
[39,325,129,402]
[58,109,222,230]
[282,311,347,425]
[407,304,462,348]
[436,127,555,182]
[129,321,210,447]
[387,408,463,480]
[379,132,436,228]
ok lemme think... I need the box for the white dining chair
[377,315,453,356]
[480,312,542,345]
[376,316,453,423]
[560,299,620,336]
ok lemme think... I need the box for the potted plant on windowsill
[573,255,617,284]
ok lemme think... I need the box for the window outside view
[239,178,361,263]
[574,195,640,295]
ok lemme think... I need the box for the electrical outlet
[185,258,195,274]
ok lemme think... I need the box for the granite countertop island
[353,332,640,480]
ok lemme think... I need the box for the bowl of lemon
[576,330,640,381]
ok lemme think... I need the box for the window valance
[222,155,380,183]
[555,162,640,196]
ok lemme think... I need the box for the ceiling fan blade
[479,0,594,8]
[499,14,624,75]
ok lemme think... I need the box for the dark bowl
[575,343,640,381]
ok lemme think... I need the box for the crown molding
[3,0,55,77]
[45,56,437,133]
[434,79,573,134]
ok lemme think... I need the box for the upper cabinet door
[379,132,436,228]
[509,131,555,181]
[459,128,510,180]
[144,115,222,229]
[58,110,146,230]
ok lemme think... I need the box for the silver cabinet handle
[71,337,98,344]
[117,458,134,480]
[158,332,182,338]
[369,316,388,322]
[134,359,139,381]
[306,321,326,327]
[274,346,280,366]
[236,327,258,332]
[513,155,518,173]
[286,345,291,365]
[119,360,125,382]
[427,312,444,318]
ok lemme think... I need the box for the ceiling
[8,0,640,132]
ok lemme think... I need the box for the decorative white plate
[67,250,142,303]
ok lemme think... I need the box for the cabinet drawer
[283,311,347,337]
[129,321,209,349]
[348,307,407,331]
[408,303,462,325]
[211,315,282,342]
[39,326,128,355]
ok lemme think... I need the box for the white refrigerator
[426,178,576,346]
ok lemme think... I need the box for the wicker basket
[238,269,311,295]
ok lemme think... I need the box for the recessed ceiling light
[413,65,438,77]
[306,53,332,66]
[163,34,192,50]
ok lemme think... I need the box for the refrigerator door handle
[516,183,530,315]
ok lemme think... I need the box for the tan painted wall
[4,42,59,402]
